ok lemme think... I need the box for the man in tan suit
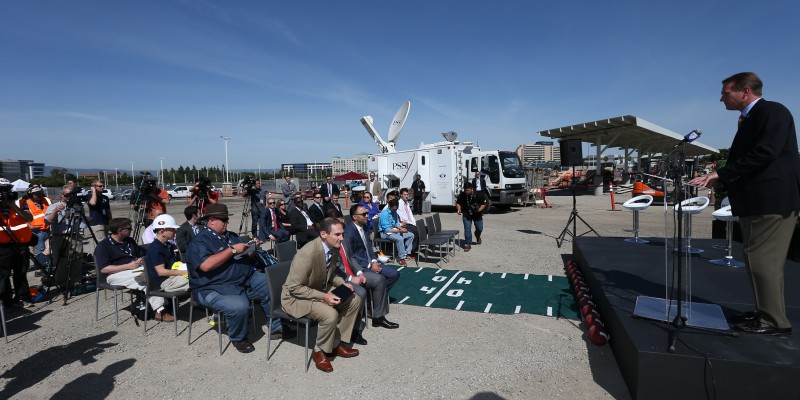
[367,172,382,204]
[281,217,363,372]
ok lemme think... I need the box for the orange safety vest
[25,197,51,231]
[0,211,34,244]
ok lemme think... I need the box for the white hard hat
[152,214,180,230]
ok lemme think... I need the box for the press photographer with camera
[88,180,112,249]
[144,182,169,226]
[240,177,264,238]
[189,177,218,214]
[455,182,488,252]
[20,184,51,266]
[44,186,87,296]
[0,178,36,308]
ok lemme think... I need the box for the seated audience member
[378,199,414,266]
[186,204,281,353]
[144,214,190,320]
[276,200,292,231]
[288,193,319,247]
[358,192,381,229]
[344,204,399,330]
[323,193,343,215]
[141,222,156,244]
[175,206,200,261]
[307,193,326,228]
[281,218,362,372]
[396,188,419,257]
[94,217,172,321]
[259,196,290,243]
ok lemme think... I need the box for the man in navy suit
[691,72,800,336]
[344,204,400,329]
[319,176,339,203]
[259,197,290,243]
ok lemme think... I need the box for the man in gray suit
[280,175,296,205]
[281,217,362,372]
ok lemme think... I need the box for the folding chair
[94,264,131,327]
[263,261,317,372]
[416,221,450,266]
[371,220,396,261]
[426,216,457,257]
[432,213,460,255]
[275,240,298,262]
[141,259,190,335]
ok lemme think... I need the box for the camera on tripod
[64,187,89,207]
[0,184,19,202]
[130,173,158,207]
[192,177,213,200]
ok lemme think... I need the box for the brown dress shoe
[312,351,333,372]
[155,311,175,322]
[334,343,359,358]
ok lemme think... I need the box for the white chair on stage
[622,195,654,243]
[709,198,745,267]
[674,196,709,254]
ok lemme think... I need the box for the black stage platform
[573,237,800,400]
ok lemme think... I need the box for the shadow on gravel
[469,392,506,399]
[50,358,136,400]
[3,309,53,341]
[0,331,120,399]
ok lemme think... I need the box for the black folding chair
[371,220,396,261]
[275,240,297,262]
[416,220,450,266]
[141,260,190,336]
[263,261,317,372]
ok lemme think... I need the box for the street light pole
[159,158,165,187]
[220,135,231,183]
[130,162,135,188]
[114,168,119,192]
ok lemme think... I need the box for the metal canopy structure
[537,115,719,157]
[537,115,719,195]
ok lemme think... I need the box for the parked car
[166,185,191,200]
[101,189,113,200]
[114,189,133,200]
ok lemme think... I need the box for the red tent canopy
[333,171,368,181]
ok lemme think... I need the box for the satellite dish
[442,131,458,142]
[361,116,392,153]
[387,100,411,143]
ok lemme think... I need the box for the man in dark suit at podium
[691,72,800,336]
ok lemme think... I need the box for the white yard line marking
[434,269,441,274]
[398,296,410,304]
[425,271,462,307]
[484,303,493,313]
[546,306,553,316]
[524,274,529,280]
[415,267,424,273]
[456,301,464,310]
[548,275,553,282]
[478,272,485,277]
[397,267,405,271]
[514,305,521,314]
[501,273,507,279]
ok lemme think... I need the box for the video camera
[0,183,19,202]
[192,176,213,200]
[64,187,90,207]
[130,172,158,207]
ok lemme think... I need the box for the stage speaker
[559,139,584,167]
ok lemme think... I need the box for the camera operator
[241,177,265,238]
[46,186,89,293]
[143,182,169,227]
[88,180,112,252]
[189,177,218,214]
[1,178,36,308]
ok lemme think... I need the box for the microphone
[673,129,702,148]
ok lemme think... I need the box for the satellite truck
[360,101,527,209]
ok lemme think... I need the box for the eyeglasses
[356,212,369,216]
[314,196,321,199]
[267,201,275,205]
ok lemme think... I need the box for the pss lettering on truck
[393,162,411,170]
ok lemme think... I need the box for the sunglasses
[268,202,275,205]
[363,196,371,199]
[356,212,369,216]
[314,196,321,199]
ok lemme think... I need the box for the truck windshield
[500,152,525,178]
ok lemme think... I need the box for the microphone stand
[667,142,687,353]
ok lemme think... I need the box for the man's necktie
[738,114,745,128]
[404,201,413,222]
[325,250,332,270]
[271,209,278,230]
[339,246,355,277]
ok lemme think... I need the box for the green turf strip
[388,267,579,320]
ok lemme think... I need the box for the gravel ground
[1,190,715,399]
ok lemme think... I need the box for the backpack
[253,248,279,271]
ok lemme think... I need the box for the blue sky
[2,0,799,171]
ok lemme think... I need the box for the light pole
[130,162,135,188]
[220,136,231,183]
[159,158,165,187]
[114,168,119,192]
